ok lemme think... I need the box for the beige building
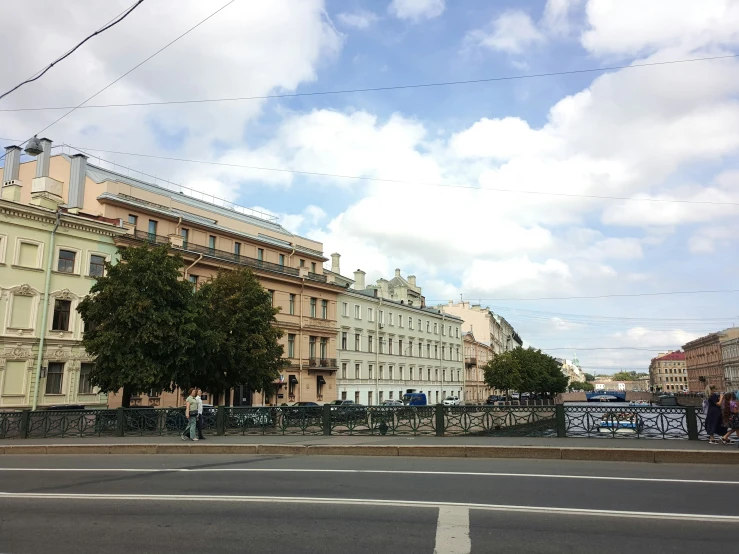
[648,351,687,393]
[1,145,126,409]
[10,139,346,407]
[721,336,739,389]
[438,301,523,355]
[683,328,739,392]
[463,331,494,402]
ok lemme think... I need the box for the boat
[629,400,649,406]
[597,411,644,434]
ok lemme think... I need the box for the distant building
[437,301,522,354]
[463,331,494,402]
[720,335,739,389]
[649,351,687,393]
[683,329,739,392]
[557,354,585,385]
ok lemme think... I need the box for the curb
[2,443,739,464]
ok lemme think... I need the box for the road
[0,455,737,553]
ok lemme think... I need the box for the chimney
[353,270,366,290]
[395,268,401,278]
[68,153,88,210]
[1,146,22,201]
[331,253,341,274]
[408,275,416,288]
[34,138,53,178]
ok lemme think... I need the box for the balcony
[129,230,301,277]
[307,358,338,369]
[307,272,327,283]
[465,357,477,367]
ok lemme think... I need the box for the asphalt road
[1,455,737,553]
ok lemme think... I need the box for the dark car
[328,400,367,422]
[486,395,501,404]
[292,402,320,407]
[43,405,86,411]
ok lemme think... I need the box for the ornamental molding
[50,348,67,360]
[4,346,33,359]
[15,284,34,297]
[57,289,73,301]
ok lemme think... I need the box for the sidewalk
[2,435,739,464]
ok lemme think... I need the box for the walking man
[181,388,199,441]
[196,387,206,440]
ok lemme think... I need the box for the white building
[330,258,465,405]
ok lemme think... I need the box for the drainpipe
[32,210,62,411]
[375,297,381,404]
[299,278,305,402]
[184,254,203,280]
[174,216,182,234]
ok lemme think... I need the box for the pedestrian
[704,385,725,444]
[720,392,739,445]
[196,387,205,440]
[181,388,199,441]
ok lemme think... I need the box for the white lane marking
[0,467,737,486]
[434,506,470,554]
[0,492,737,523]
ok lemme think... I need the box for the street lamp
[24,136,44,156]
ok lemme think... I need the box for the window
[341,332,347,350]
[58,250,76,273]
[342,302,348,317]
[289,294,296,315]
[409,318,414,330]
[288,334,295,358]
[389,391,394,400]
[52,299,72,331]
[399,315,403,328]
[46,363,64,394]
[310,298,317,318]
[342,363,347,379]
[442,325,445,336]
[456,347,460,361]
[88,254,106,278]
[354,305,361,319]
[300,259,305,267]
[208,235,216,253]
[389,312,394,326]
[309,336,316,358]
[368,391,373,405]
[435,345,438,359]
[320,337,328,358]
[79,363,94,394]
[355,333,361,351]
[380,366,384,379]
[379,391,384,403]
[234,242,241,257]
[369,365,374,379]
[257,248,264,261]
[418,319,421,331]
[342,391,347,400]
[18,241,40,268]
[311,262,316,273]
[389,366,394,379]
[427,368,431,381]
[355,364,360,379]
[355,391,360,403]
[400,367,404,380]
[267,290,274,306]
[379,339,384,354]
[434,323,438,334]
[426,321,430,333]
[128,214,138,226]
[368,335,374,353]
[368,308,374,322]
[455,327,459,338]
[389,338,394,355]
[322,300,328,319]
[399,340,403,356]
[442,346,446,360]
[148,220,158,240]
[410,367,414,380]
[181,228,189,247]
[188,275,198,290]
[409,342,413,357]
[279,254,285,266]
[379,311,385,325]
[435,368,439,380]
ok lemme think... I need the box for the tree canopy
[483,347,569,395]
[612,371,648,381]
[570,381,595,392]
[77,245,197,407]
[583,373,596,382]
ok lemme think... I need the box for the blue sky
[2,0,739,374]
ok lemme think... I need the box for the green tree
[612,371,637,381]
[482,351,521,395]
[77,245,198,407]
[584,373,596,382]
[184,268,288,401]
[570,381,595,392]
[483,347,569,396]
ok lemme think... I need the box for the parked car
[292,402,320,407]
[327,400,367,422]
[486,395,501,405]
[442,396,460,406]
[511,393,520,400]
[402,392,428,406]
[381,399,403,407]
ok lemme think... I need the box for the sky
[1,0,739,375]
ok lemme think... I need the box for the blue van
[402,392,427,406]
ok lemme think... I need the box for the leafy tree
[570,381,595,392]
[613,371,637,381]
[183,268,288,402]
[584,373,596,382]
[483,347,569,396]
[77,245,198,407]
[482,351,521,395]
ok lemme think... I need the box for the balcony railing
[465,357,477,366]
[307,358,338,369]
[130,230,301,277]
[307,272,327,283]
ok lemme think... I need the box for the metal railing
[0,405,704,440]
[307,358,338,369]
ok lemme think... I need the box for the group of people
[704,384,739,445]
[181,387,206,441]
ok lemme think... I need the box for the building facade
[683,329,739,392]
[437,301,522,355]
[720,336,739,389]
[463,331,494,402]
[10,140,347,407]
[334,266,465,405]
[557,355,586,385]
[1,148,125,409]
[648,351,687,393]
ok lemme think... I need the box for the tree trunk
[121,385,133,408]
[224,388,231,407]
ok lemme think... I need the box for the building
[334,265,465,405]
[648,351,687,393]
[720,335,739,389]
[683,328,739,392]
[437,301,522,355]
[8,139,347,407]
[1,146,126,409]
[593,378,649,392]
[463,331,494,402]
[557,355,586,385]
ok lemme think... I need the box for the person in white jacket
[196,388,205,440]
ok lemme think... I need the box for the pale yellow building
[463,331,494,402]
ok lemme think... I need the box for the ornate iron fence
[224,407,323,436]
[444,406,558,437]
[26,410,119,439]
[330,406,436,436]
[0,412,23,439]
[563,406,698,440]
[124,407,217,436]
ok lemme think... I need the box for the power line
[1,53,737,113]
[0,1,145,102]
[1,0,238,163]
[48,144,739,208]
[426,289,739,302]
[481,306,736,322]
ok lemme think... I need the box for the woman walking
[705,385,725,444]
[720,392,739,445]
[181,388,199,441]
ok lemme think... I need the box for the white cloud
[388,0,445,22]
[543,0,583,35]
[337,10,379,29]
[581,0,739,56]
[466,10,545,54]
[688,225,738,254]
